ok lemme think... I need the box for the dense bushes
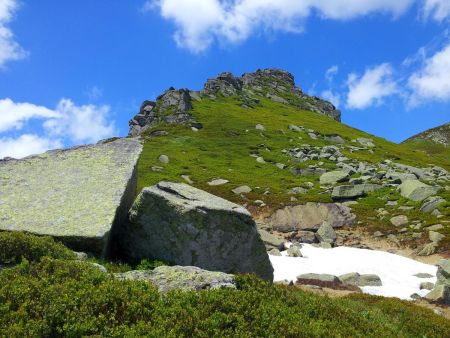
[0,231,75,264]
[1,257,450,337]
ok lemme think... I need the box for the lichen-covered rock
[115,265,236,293]
[118,181,273,281]
[331,184,382,200]
[268,202,355,232]
[315,222,337,245]
[398,180,439,202]
[0,138,143,255]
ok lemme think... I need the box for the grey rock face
[402,122,450,147]
[268,202,355,232]
[331,184,382,200]
[437,259,450,286]
[118,181,273,281]
[398,180,439,201]
[128,88,194,136]
[115,265,236,293]
[0,138,142,256]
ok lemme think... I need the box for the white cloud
[0,0,27,67]
[0,98,59,132]
[321,90,341,108]
[148,0,414,52]
[0,98,116,159]
[325,65,339,83]
[422,0,450,21]
[0,134,62,159]
[44,99,115,144]
[408,42,450,104]
[346,63,398,109]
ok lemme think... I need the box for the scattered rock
[331,184,382,200]
[357,274,382,286]
[268,202,355,232]
[315,222,337,245]
[429,231,445,244]
[255,124,266,131]
[417,242,438,256]
[437,259,450,286]
[426,224,444,231]
[420,196,445,213]
[425,285,450,305]
[420,282,435,290]
[414,273,434,279]
[256,157,266,164]
[268,248,282,256]
[258,229,285,250]
[398,180,439,202]
[320,170,350,185]
[115,265,236,294]
[91,263,107,273]
[158,154,170,164]
[390,215,409,227]
[181,175,193,184]
[296,231,317,244]
[356,138,375,148]
[208,178,229,186]
[118,181,273,281]
[232,185,252,194]
[297,273,341,283]
[287,245,303,257]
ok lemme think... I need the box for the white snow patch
[270,244,437,300]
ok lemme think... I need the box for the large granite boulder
[115,265,236,294]
[398,180,439,201]
[0,138,143,256]
[117,181,273,281]
[268,202,355,232]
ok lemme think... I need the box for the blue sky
[1,0,450,158]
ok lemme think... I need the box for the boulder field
[0,143,273,281]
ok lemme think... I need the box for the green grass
[1,257,449,337]
[137,96,450,248]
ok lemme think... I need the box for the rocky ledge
[129,68,341,136]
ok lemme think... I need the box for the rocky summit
[128,68,341,136]
[0,138,143,255]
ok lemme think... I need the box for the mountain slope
[403,122,450,148]
[134,69,450,253]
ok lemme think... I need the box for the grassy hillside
[1,232,449,337]
[137,96,450,250]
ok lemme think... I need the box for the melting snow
[269,244,437,300]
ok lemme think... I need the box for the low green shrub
[136,258,167,270]
[1,258,449,337]
[0,231,75,264]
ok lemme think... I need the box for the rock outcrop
[0,138,143,256]
[129,68,341,136]
[115,265,236,293]
[268,202,355,232]
[402,122,450,147]
[117,181,274,281]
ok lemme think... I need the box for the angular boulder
[117,181,273,281]
[0,138,143,256]
[319,170,350,185]
[398,180,439,202]
[268,202,355,232]
[115,265,236,294]
[331,184,382,200]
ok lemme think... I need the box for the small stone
[297,273,340,283]
[181,175,193,184]
[290,187,307,194]
[420,282,435,290]
[386,201,398,207]
[297,231,316,244]
[315,222,337,244]
[287,245,303,257]
[373,231,383,238]
[268,248,282,256]
[158,154,170,164]
[255,124,266,131]
[256,157,266,164]
[429,231,445,243]
[232,185,252,194]
[390,215,409,227]
[320,171,350,185]
[91,263,107,273]
[151,166,164,172]
[276,163,287,170]
[356,274,382,286]
[417,242,437,256]
[208,178,229,186]
[426,224,444,231]
[414,273,434,278]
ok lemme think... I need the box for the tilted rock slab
[0,138,143,256]
[118,181,274,281]
[268,202,355,232]
[115,265,236,294]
